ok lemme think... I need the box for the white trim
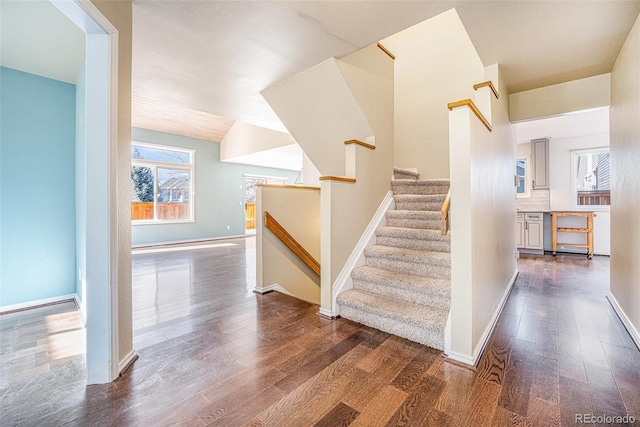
[446,269,519,367]
[0,293,79,315]
[607,293,640,350]
[118,349,138,374]
[132,234,250,249]
[331,191,394,317]
[253,284,292,296]
[471,269,518,366]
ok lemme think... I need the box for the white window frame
[571,146,610,211]
[131,141,195,224]
[516,156,530,198]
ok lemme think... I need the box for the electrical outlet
[227,225,230,230]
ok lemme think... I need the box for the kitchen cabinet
[517,213,524,247]
[532,138,549,189]
[518,212,544,252]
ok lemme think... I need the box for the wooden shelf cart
[551,211,595,259]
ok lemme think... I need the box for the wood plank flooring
[1,239,639,426]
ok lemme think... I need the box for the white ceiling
[3,1,637,171]
[132,0,640,132]
[0,0,85,84]
[515,108,610,145]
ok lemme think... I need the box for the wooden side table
[551,211,595,259]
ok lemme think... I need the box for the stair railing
[441,189,451,235]
[264,211,320,276]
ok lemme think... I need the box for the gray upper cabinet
[532,138,549,189]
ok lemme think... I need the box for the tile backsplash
[517,189,550,211]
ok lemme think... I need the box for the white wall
[510,74,611,122]
[449,65,517,362]
[610,14,640,344]
[548,134,610,255]
[382,9,484,179]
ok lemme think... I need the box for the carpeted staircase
[337,168,451,350]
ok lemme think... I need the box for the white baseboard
[253,284,292,296]
[331,191,394,317]
[607,292,640,350]
[0,293,79,315]
[446,269,519,367]
[118,349,139,375]
[471,269,519,366]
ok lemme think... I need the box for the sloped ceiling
[132,1,640,132]
[0,0,85,84]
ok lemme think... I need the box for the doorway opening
[243,174,288,235]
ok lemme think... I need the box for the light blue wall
[131,128,300,246]
[75,64,86,303]
[0,67,77,306]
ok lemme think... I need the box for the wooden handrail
[447,99,492,132]
[257,184,320,190]
[264,211,320,276]
[440,188,451,235]
[344,139,375,150]
[319,176,357,183]
[376,42,396,60]
[473,81,499,99]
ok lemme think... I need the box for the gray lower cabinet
[518,212,544,251]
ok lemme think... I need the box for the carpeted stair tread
[393,167,419,180]
[351,265,450,309]
[376,227,450,252]
[364,245,450,266]
[337,289,447,349]
[376,227,449,241]
[392,179,450,195]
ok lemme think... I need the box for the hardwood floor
[1,240,639,426]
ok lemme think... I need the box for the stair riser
[365,257,451,279]
[376,236,451,253]
[385,218,441,230]
[393,172,418,180]
[351,279,450,310]
[392,185,449,196]
[338,305,444,350]
[394,202,443,211]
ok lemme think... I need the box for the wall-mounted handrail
[376,42,396,60]
[441,188,451,235]
[264,211,320,276]
[473,81,500,99]
[447,99,492,132]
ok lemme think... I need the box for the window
[131,142,194,223]
[572,147,610,208]
[516,157,529,197]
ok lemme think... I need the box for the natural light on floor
[132,242,237,255]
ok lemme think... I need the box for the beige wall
[449,65,517,360]
[510,74,611,123]
[262,57,373,177]
[320,44,394,312]
[91,0,133,365]
[610,15,640,341]
[382,9,484,179]
[256,186,320,304]
[220,121,296,160]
